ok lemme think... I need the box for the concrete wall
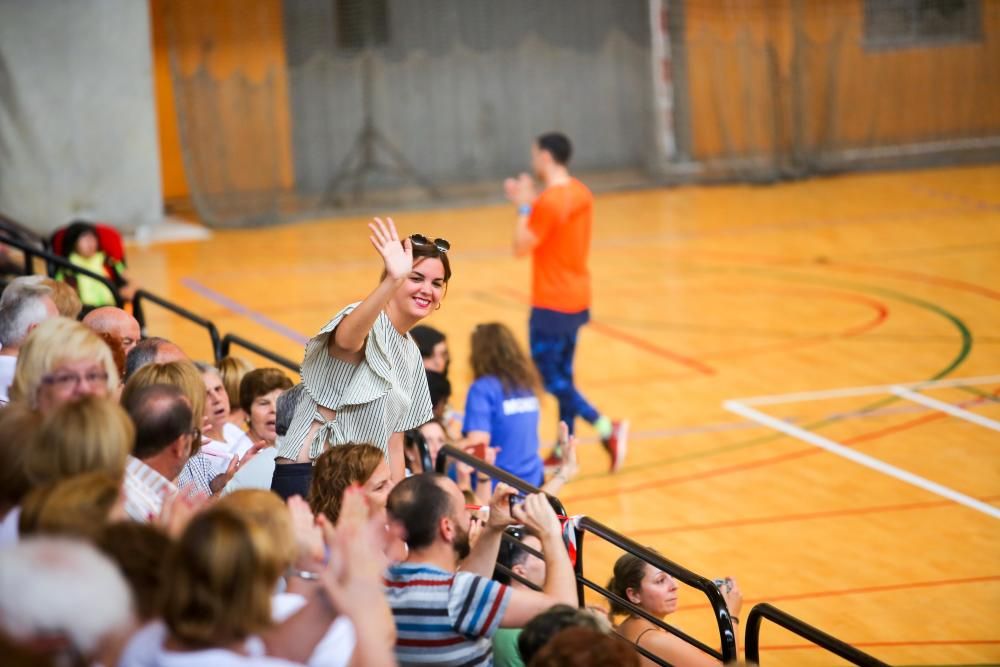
[0,0,162,235]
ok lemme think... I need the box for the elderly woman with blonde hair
[9,316,118,413]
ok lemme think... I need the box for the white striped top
[276,303,433,461]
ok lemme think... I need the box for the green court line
[572,264,974,483]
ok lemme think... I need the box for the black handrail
[0,230,124,307]
[434,444,570,519]
[132,288,222,361]
[745,603,889,666]
[576,516,739,664]
[434,443,583,606]
[220,332,299,372]
[0,213,47,248]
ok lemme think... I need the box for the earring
[435,302,442,311]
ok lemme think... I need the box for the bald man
[82,307,141,355]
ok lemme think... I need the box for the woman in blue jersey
[463,323,547,486]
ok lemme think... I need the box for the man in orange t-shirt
[504,133,627,472]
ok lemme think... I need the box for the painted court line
[181,278,310,346]
[890,386,1000,433]
[723,400,1000,520]
[737,374,1000,406]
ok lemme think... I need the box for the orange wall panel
[148,0,294,201]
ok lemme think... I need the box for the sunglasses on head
[409,234,450,254]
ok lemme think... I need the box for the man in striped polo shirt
[385,473,578,666]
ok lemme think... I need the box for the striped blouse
[276,303,433,461]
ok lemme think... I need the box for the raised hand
[486,482,517,530]
[513,493,562,541]
[556,421,578,481]
[369,216,412,280]
[158,484,210,537]
[504,172,536,207]
[286,495,325,565]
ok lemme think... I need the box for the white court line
[737,374,1000,406]
[890,386,1000,433]
[723,399,1000,520]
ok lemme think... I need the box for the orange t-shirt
[527,178,593,313]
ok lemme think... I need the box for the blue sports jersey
[463,376,544,486]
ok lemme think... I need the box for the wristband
[518,204,532,217]
[287,568,320,581]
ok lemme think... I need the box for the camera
[508,494,526,514]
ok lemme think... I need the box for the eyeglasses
[40,370,109,391]
[409,234,450,254]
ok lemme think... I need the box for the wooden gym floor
[130,164,1000,666]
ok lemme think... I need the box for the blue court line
[180,278,310,346]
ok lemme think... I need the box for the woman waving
[273,218,451,496]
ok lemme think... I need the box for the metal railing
[434,443,580,603]
[576,516,739,665]
[0,230,125,307]
[431,445,737,666]
[132,288,222,360]
[745,603,890,666]
[220,332,298,372]
[2,220,300,373]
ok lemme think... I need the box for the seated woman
[9,316,118,414]
[223,368,294,493]
[308,443,394,524]
[194,362,259,472]
[609,553,743,667]
[309,443,404,563]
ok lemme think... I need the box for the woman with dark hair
[222,368,294,494]
[463,322,547,486]
[275,217,451,495]
[608,552,742,667]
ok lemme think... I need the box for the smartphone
[465,442,487,460]
[508,494,526,514]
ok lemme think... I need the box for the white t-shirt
[223,447,278,495]
[224,422,256,457]
[198,422,255,477]
[271,592,355,667]
[118,596,354,667]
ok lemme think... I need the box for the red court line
[702,288,889,360]
[626,494,1000,537]
[561,409,955,505]
[830,261,1000,302]
[762,639,1000,651]
[676,575,1000,613]
[494,286,716,376]
[675,247,1000,302]
[586,320,716,375]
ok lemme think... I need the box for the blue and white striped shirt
[385,563,511,666]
